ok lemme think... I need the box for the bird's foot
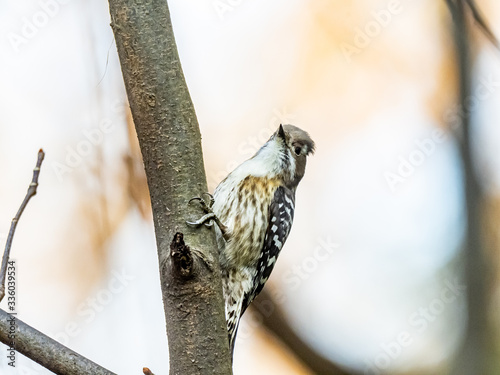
[187,193,215,227]
[186,194,229,241]
[186,211,216,227]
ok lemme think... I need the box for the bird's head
[257,124,315,189]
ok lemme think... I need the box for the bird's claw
[202,192,215,208]
[187,194,229,240]
[188,193,214,212]
[187,194,216,228]
[188,196,205,207]
[186,212,215,228]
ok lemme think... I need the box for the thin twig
[0,149,44,303]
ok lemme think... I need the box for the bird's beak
[277,124,286,141]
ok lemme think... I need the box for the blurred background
[0,0,500,374]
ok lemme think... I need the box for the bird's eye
[294,146,302,155]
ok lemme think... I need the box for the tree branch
[0,149,44,302]
[0,308,116,374]
[254,290,356,375]
[0,149,116,374]
[464,0,499,48]
[446,0,495,372]
[107,1,232,373]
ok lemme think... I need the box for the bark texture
[107,1,232,374]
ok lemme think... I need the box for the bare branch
[0,149,116,374]
[0,308,116,374]
[465,0,499,48]
[254,290,356,375]
[107,0,232,373]
[446,0,495,372]
[0,149,44,303]
[446,0,500,49]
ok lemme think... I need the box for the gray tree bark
[107,1,232,374]
[0,309,116,375]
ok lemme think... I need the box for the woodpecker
[188,124,315,355]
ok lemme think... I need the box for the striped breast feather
[240,185,295,316]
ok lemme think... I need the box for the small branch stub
[170,232,193,278]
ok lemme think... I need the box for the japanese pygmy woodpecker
[190,124,315,354]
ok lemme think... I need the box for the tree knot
[170,232,193,278]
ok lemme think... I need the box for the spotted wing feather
[241,186,295,317]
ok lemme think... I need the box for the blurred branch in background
[255,289,357,375]
[446,0,497,373]
[254,1,500,373]
[463,0,500,48]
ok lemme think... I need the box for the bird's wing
[240,185,295,316]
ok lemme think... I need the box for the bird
[188,124,315,356]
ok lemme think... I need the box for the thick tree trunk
[107,1,232,374]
